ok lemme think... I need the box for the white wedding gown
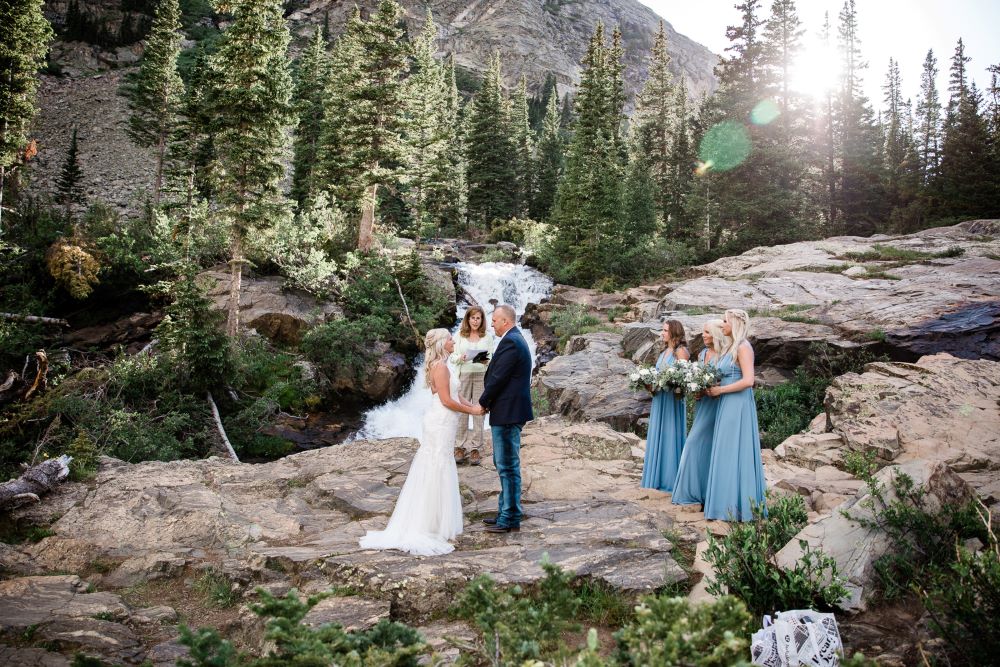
[359,370,464,556]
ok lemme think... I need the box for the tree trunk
[226,232,243,337]
[0,455,71,511]
[0,312,70,326]
[358,182,378,251]
[153,132,165,207]
[0,164,6,233]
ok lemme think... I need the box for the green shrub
[844,469,988,601]
[704,493,848,618]
[301,315,390,385]
[755,344,885,449]
[612,595,754,666]
[548,303,602,351]
[177,589,424,666]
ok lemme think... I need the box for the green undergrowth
[755,343,885,449]
[838,243,965,263]
[842,463,999,664]
[549,303,618,352]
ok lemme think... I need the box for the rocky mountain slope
[32,0,717,209]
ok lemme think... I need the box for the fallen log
[206,391,240,463]
[0,455,72,511]
[0,312,69,327]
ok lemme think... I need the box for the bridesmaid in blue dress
[703,309,767,521]
[671,318,727,507]
[641,320,689,492]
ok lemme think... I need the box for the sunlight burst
[789,39,841,100]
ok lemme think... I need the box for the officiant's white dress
[359,369,464,556]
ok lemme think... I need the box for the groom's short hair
[495,304,516,324]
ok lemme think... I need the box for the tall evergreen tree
[0,0,53,231]
[123,0,183,206]
[56,128,86,220]
[881,58,907,209]
[423,57,467,230]
[206,0,294,336]
[915,49,941,185]
[291,27,329,206]
[815,11,838,227]
[317,1,408,250]
[633,21,677,231]
[547,23,631,285]
[466,52,516,228]
[761,0,804,136]
[939,45,996,218]
[402,10,451,234]
[835,0,884,234]
[509,75,535,217]
[665,79,695,231]
[530,91,563,221]
[167,50,215,226]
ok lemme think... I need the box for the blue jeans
[491,423,524,528]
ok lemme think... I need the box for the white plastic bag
[750,609,843,667]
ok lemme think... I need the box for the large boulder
[774,460,975,613]
[659,221,1000,361]
[534,332,651,432]
[200,269,343,345]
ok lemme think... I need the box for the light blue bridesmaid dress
[640,348,687,492]
[703,343,767,521]
[671,348,721,506]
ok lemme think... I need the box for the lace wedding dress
[359,368,464,556]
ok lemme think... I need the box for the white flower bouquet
[627,365,660,393]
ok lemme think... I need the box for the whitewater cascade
[353,261,553,441]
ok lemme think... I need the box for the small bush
[177,589,424,666]
[194,569,239,609]
[548,303,602,351]
[301,315,390,385]
[704,493,848,618]
[612,595,753,666]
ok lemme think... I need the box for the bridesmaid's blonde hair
[705,318,728,355]
[722,309,751,357]
[423,328,451,387]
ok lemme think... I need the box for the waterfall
[352,261,553,441]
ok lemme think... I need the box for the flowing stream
[352,261,553,441]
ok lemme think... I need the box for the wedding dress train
[359,372,464,556]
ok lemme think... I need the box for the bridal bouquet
[627,365,660,393]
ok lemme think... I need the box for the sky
[639,0,1000,110]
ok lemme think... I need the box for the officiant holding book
[450,306,495,466]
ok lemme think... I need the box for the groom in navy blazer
[478,303,533,532]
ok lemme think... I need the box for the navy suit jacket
[479,327,534,426]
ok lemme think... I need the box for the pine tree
[466,52,516,228]
[835,0,885,234]
[167,50,215,227]
[424,57,467,230]
[402,10,449,234]
[881,58,907,210]
[816,11,838,227]
[547,22,631,285]
[122,0,183,206]
[665,79,695,231]
[530,91,563,220]
[291,27,329,206]
[206,0,294,336]
[0,0,53,231]
[509,75,535,217]
[316,1,408,250]
[915,49,941,185]
[633,21,676,231]
[56,128,86,220]
[939,46,996,218]
[761,0,804,135]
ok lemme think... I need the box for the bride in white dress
[359,329,485,556]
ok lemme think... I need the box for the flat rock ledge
[3,418,683,663]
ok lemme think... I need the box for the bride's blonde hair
[722,309,750,357]
[423,328,452,387]
[705,318,729,355]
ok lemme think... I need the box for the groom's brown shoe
[482,517,497,525]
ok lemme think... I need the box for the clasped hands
[470,404,488,416]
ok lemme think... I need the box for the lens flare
[698,121,751,173]
[750,99,780,125]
